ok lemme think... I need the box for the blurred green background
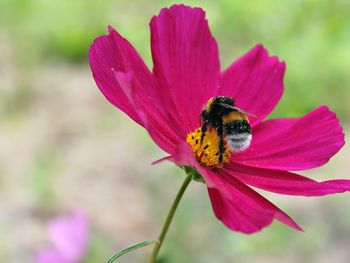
[0,0,349,263]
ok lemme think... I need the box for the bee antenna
[217,103,257,118]
[237,109,257,118]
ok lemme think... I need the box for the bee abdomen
[225,120,252,152]
[227,133,252,152]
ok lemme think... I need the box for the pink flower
[88,4,349,233]
[36,210,89,263]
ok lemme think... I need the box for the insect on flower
[89,4,350,234]
[188,96,253,169]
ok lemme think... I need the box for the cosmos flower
[88,4,349,233]
[36,210,89,263]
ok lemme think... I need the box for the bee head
[211,96,234,106]
[202,97,235,115]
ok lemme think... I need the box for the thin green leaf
[106,240,156,263]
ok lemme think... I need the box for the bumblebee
[200,96,252,164]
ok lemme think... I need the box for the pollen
[186,127,232,169]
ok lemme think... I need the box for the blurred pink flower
[88,4,349,233]
[36,210,89,263]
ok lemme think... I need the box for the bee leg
[217,124,224,164]
[200,120,209,145]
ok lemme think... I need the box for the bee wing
[217,103,257,118]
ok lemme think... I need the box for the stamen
[186,127,232,169]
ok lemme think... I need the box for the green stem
[147,173,192,263]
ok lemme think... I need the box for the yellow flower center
[186,127,232,169]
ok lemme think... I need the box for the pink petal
[48,210,89,263]
[88,26,156,126]
[36,249,70,263]
[219,45,285,126]
[208,169,302,234]
[89,26,181,154]
[114,71,180,154]
[170,142,301,234]
[150,4,220,133]
[225,163,350,196]
[151,155,172,165]
[233,106,345,171]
